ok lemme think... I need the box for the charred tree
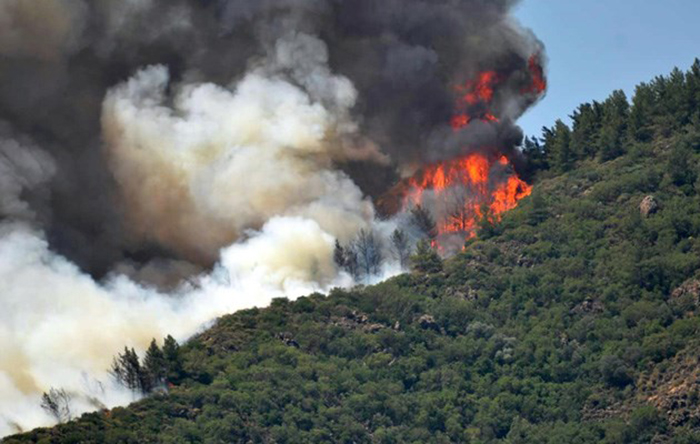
[40,388,73,424]
[390,229,411,268]
[354,229,383,281]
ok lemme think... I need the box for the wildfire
[397,56,544,247]
[404,153,532,240]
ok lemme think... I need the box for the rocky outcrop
[331,310,384,333]
[669,279,700,314]
[570,298,605,315]
[640,195,659,217]
[277,332,300,348]
[637,347,700,426]
[417,314,440,331]
[670,279,700,304]
[444,285,478,301]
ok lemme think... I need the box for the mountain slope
[6,63,700,444]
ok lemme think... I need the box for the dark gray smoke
[0,0,544,274]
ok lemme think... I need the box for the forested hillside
[7,61,700,444]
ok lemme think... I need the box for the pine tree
[629,82,656,142]
[333,240,346,269]
[570,102,602,158]
[354,229,383,281]
[411,240,443,273]
[343,248,359,280]
[110,347,146,393]
[599,90,629,161]
[162,335,184,384]
[40,388,72,424]
[476,204,500,239]
[550,120,573,172]
[390,229,411,268]
[665,67,691,126]
[522,135,548,176]
[410,205,438,240]
[143,339,167,391]
[687,59,700,121]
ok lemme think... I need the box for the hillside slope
[6,63,700,444]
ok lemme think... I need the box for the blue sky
[514,0,700,137]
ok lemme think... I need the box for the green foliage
[410,240,443,273]
[667,141,697,193]
[598,90,630,161]
[541,120,574,173]
[570,101,603,158]
[531,60,700,176]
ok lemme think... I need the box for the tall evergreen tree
[551,120,573,172]
[521,135,548,176]
[143,339,167,391]
[163,335,183,384]
[629,82,656,142]
[570,102,602,157]
[527,191,549,226]
[410,240,443,273]
[390,229,411,268]
[687,59,700,121]
[354,229,383,281]
[410,205,438,240]
[664,67,691,126]
[333,240,346,269]
[599,90,629,161]
[40,388,73,424]
[110,347,146,393]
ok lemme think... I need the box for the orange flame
[404,153,531,240]
[522,54,547,95]
[451,70,502,130]
[397,57,543,248]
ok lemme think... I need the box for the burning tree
[399,153,532,251]
[377,57,546,252]
[444,185,478,234]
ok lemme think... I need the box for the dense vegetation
[7,60,700,443]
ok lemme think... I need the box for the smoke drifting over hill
[0,0,544,435]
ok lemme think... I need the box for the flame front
[399,58,544,248]
[404,153,532,240]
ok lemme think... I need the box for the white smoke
[0,33,401,437]
[101,33,374,263]
[0,216,355,436]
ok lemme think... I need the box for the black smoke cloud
[0,0,544,274]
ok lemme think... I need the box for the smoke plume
[0,0,544,436]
